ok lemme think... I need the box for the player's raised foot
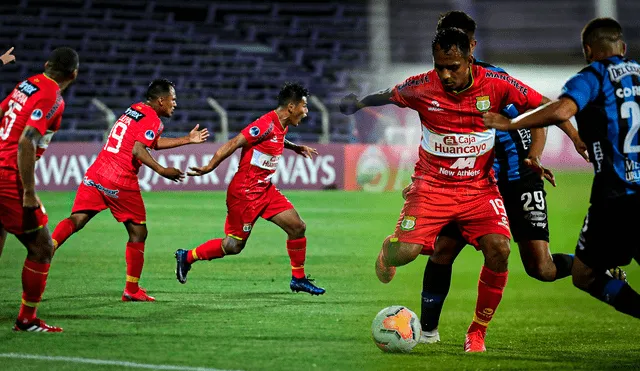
[375,250,396,283]
[419,329,440,344]
[464,329,486,353]
[606,266,628,282]
[290,275,325,295]
[13,318,63,333]
[122,288,156,302]
[174,249,192,284]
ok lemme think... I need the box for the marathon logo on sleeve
[485,71,529,95]
[124,107,146,121]
[397,75,430,91]
[608,62,640,82]
[46,93,64,120]
[421,126,495,158]
[18,80,40,97]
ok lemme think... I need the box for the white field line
[0,353,242,371]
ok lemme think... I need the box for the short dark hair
[277,82,309,107]
[146,79,175,100]
[432,27,471,57]
[581,17,623,47]
[46,47,79,75]
[437,10,476,35]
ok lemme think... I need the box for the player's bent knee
[222,238,245,255]
[289,221,306,239]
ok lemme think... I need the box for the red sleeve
[134,117,161,148]
[24,98,57,136]
[0,94,10,112]
[498,76,543,113]
[241,117,275,146]
[389,73,430,108]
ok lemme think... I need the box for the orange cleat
[122,288,155,302]
[13,318,63,332]
[464,329,487,353]
[375,250,396,283]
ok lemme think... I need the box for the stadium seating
[0,0,369,142]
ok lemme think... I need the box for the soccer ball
[371,305,421,353]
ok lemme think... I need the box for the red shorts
[72,174,146,224]
[0,174,48,235]
[225,184,294,240]
[394,178,510,254]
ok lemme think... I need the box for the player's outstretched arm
[1,47,15,65]
[483,97,579,131]
[155,124,209,150]
[339,88,397,115]
[188,133,247,176]
[17,126,42,208]
[132,141,184,182]
[284,138,317,158]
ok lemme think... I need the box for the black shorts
[575,196,640,270]
[498,176,549,243]
[439,176,549,243]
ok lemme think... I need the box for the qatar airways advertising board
[35,137,589,192]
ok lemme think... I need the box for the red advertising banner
[35,143,344,191]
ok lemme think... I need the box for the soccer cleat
[419,329,440,344]
[290,275,325,295]
[606,267,628,282]
[13,318,63,333]
[122,288,155,302]
[174,249,192,284]
[375,250,396,283]
[464,329,487,353]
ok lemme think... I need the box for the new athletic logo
[144,130,155,141]
[400,216,416,231]
[30,109,43,120]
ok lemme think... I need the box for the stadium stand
[0,0,370,142]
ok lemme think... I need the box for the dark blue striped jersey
[561,56,640,203]
[474,59,536,183]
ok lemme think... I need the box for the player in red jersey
[341,28,546,351]
[0,47,78,332]
[50,79,209,302]
[174,82,325,295]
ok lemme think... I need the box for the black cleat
[290,275,325,296]
[175,249,192,284]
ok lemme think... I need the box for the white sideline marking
[0,353,241,371]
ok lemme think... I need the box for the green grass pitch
[0,171,639,370]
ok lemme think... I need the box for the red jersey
[0,73,65,176]
[229,111,288,200]
[390,64,543,184]
[87,103,164,190]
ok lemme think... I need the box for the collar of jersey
[450,67,474,95]
[42,73,59,86]
[273,110,285,130]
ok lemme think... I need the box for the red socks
[469,266,508,333]
[18,259,50,323]
[188,238,224,264]
[125,242,145,293]
[51,218,75,250]
[287,237,307,279]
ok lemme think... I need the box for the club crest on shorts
[144,130,155,140]
[249,126,260,137]
[475,96,491,112]
[242,223,252,232]
[400,216,416,231]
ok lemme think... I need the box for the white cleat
[419,329,440,344]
